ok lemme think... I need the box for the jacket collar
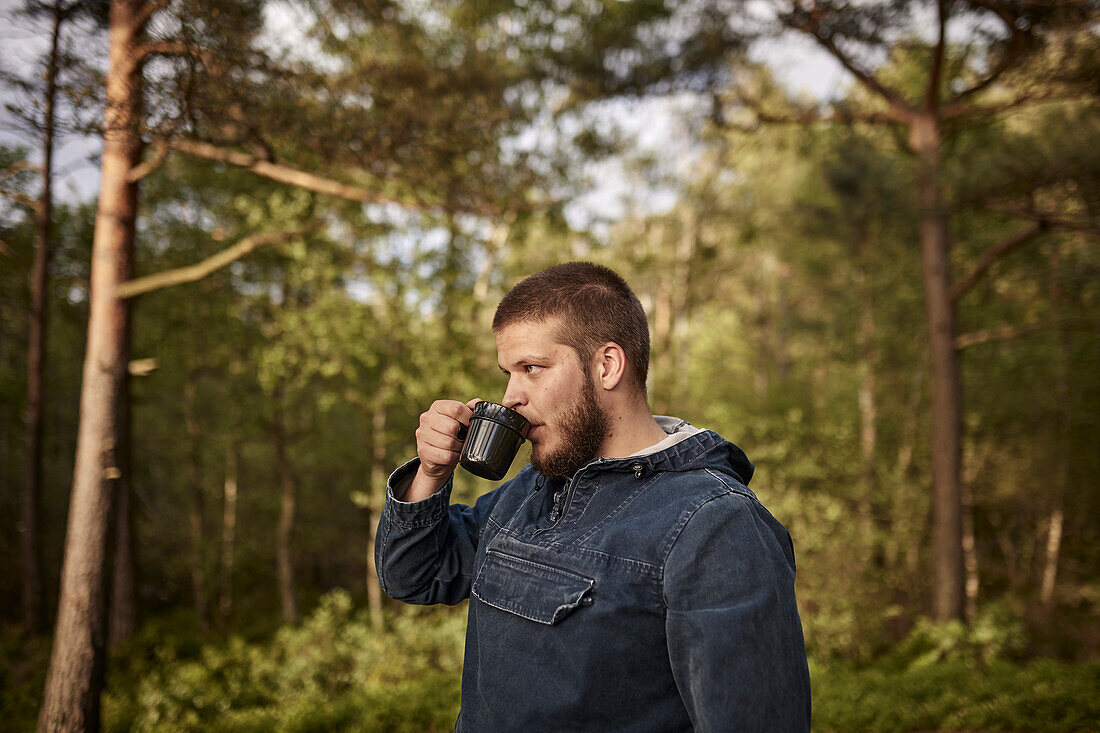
[537,419,754,486]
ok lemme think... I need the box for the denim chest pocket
[472,549,595,625]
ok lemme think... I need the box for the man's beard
[530,377,608,479]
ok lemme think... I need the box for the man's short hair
[492,262,650,394]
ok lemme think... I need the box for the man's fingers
[432,399,473,422]
[418,444,460,474]
[424,400,476,434]
[421,411,467,442]
[416,399,478,473]
[416,425,464,453]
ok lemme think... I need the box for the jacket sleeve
[374,457,505,606]
[663,491,811,732]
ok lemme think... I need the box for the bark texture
[854,225,880,561]
[366,391,387,630]
[184,365,209,628]
[219,437,239,627]
[272,396,298,624]
[21,0,64,638]
[37,1,142,728]
[911,113,964,621]
[1041,243,1068,610]
[109,325,136,649]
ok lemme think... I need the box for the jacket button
[581,595,594,606]
[631,463,644,478]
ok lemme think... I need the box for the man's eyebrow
[499,353,552,372]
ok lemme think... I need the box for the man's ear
[593,342,626,391]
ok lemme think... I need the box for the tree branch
[134,41,215,69]
[117,227,313,299]
[0,237,19,261]
[127,139,169,183]
[720,88,904,130]
[946,0,1032,108]
[766,102,903,126]
[128,358,158,377]
[951,221,1047,303]
[986,205,1100,239]
[941,86,1066,121]
[2,160,40,183]
[927,0,949,111]
[784,10,914,122]
[0,187,40,209]
[132,0,170,34]
[754,107,903,127]
[167,138,448,213]
[956,319,1100,350]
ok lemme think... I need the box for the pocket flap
[472,550,594,625]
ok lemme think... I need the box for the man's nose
[502,377,526,410]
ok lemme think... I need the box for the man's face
[496,318,609,479]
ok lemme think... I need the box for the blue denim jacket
[376,423,811,732]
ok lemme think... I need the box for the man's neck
[599,403,669,459]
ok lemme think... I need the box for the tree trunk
[184,365,208,628]
[441,216,462,362]
[647,221,673,412]
[995,522,1023,590]
[20,0,64,638]
[1039,508,1063,608]
[652,271,673,412]
[753,280,770,398]
[961,479,979,622]
[960,440,988,623]
[109,321,136,649]
[672,205,697,405]
[857,283,876,499]
[37,1,143,728]
[910,113,964,622]
[271,395,298,624]
[109,467,136,648]
[854,225,880,564]
[219,436,239,628]
[365,390,387,630]
[768,267,792,388]
[1040,242,1068,611]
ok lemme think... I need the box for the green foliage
[884,605,1029,672]
[0,193,93,620]
[2,4,1099,729]
[811,657,1100,733]
[100,591,465,732]
[5,611,1096,733]
[0,625,51,733]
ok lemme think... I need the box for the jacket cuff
[385,457,452,528]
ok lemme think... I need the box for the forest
[1,0,1098,731]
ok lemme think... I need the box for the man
[376,262,811,731]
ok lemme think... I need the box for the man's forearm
[404,464,452,503]
[375,459,464,605]
[375,457,501,607]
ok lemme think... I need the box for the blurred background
[1,0,1097,731]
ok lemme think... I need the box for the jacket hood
[595,420,754,486]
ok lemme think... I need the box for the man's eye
[524,365,543,374]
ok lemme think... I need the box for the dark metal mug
[459,401,530,480]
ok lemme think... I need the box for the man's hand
[405,398,480,502]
